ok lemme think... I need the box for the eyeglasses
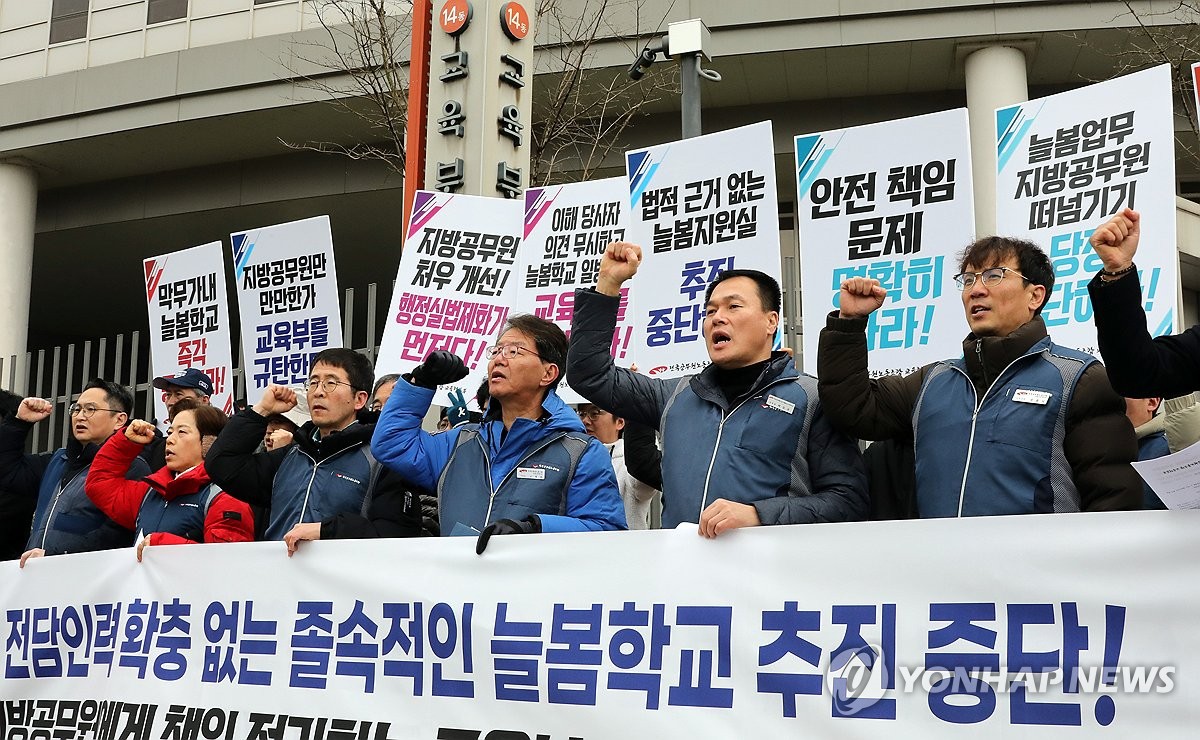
[68,403,120,419]
[952,267,1031,290]
[304,378,357,394]
[577,408,608,421]
[368,401,384,412]
[485,344,542,361]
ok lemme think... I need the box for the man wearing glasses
[205,348,422,547]
[372,314,626,552]
[0,379,147,564]
[818,236,1139,517]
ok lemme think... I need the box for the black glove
[476,515,541,554]
[411,351,469,389]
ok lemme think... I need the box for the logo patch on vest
[764,395,796,415]
[333,473,363,485]
[516,467,546,480]
[1012,389,1052,405]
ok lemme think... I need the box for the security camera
[627,39,666,81]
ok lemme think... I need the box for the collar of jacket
[1134,412,1166,441]
[960,316,1050,393]
[477,388,584,454]
[63,434,101,478]
[292,419,374,461]
[690,351,797,410]
[143,462,213,501]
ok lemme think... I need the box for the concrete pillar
[0,161,37,391]
[965,45,1028,236]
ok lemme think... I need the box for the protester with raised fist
[1087,208,1200,398]
[205,348,422,551]
[567,242,867,538]
[818,234,1139,516]
[85,399,253,560]
[372,315,626,554]
[0,379,147,564]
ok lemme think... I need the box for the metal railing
[0,283,386,453]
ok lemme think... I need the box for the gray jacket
[567,288,868,527]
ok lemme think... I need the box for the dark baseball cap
[153,368,214,396]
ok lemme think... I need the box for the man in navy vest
[0,379,145,565]
[206,347,422,547]
[566,245,868,537]
[818,235,1140,516]
[372,314,626,553]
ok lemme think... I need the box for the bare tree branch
[282,0,681,185]
[1067,2,1200,169]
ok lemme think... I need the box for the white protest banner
[143,242,235,418]
[376,191,521,406]
[625,121,781,380]
[995,64,1177,354]
[231,216,343,397]
[520,178,630,403]
[3,511,1199,737]
[796,109,975,376]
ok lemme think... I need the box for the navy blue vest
[657,373,820,527]
[136,484,221,542]
[28,454,134,555]
[265,444,379,540]
[911,339,1094,517]
[437,429,588,534]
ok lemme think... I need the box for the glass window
[148,0,188,24]
[49,0,88,45]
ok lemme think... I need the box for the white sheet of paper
[1131,441,1200,509]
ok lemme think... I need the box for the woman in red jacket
[86,399,253,559]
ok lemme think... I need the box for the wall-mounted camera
[627,38,667,81]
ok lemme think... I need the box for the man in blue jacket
[567,244,868,538]
[372,314,626,553]
[0,379,146,564]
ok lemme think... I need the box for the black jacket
[205,407,422,540]
[0,390,33,558]
[1089,270,1200,398]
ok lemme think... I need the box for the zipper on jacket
[294,441,364,528]
[698,376,795,519]
[481,432,568,525]
[40,467,87,549]
[951,344,1046,517]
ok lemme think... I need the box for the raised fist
[838,277,887,319]
[125,419,157,445]
[411,351,469,389]
[1089,208,1139,273]
[254,385,297,416]
[16,397,52,424]
[597,241,643,295]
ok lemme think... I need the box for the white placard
[995,64,1177,354]
[520,178,631,403]
[143,242,235,418]
[624,121,781,380]
[376,191,522,406]
[796,109,976,375]
[231,216,344,397]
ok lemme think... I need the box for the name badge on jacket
[516,467,546,480]
[1012,389,1052,405]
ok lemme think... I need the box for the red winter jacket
[85,432,254,546]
